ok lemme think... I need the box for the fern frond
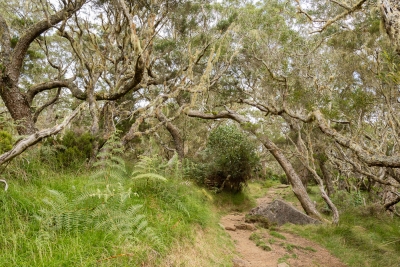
[143,227,165,250]
[90,169,108,180]
[131,173,167,182]
[110,155,126,166]
[135,220,148,236]
[126,204,143,214]
[175,200,190,218]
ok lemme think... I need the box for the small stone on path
[277,263,289,267]
[235,223,256,231]
[232,258,249,267]
[225,225,237,231]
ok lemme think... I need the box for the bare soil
[220,186,347,267]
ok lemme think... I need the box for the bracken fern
[34,132,165,255]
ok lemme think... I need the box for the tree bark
[255,134,323,220]
[156,110,185,160]
[0,84,36,134]
[380,0,400,55]
[320,160,335,196]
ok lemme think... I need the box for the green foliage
[284,186,400,267]
[42,131,94,168]
[197,125,259,192]
[91,133,126,180]
[0,130,13,153]
[264,168,288,185]
[35,185,160,248]
[131,155,167,177]
[216,12,238,32]
[212,189,255,212]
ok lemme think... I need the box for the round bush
[203,124,259,192]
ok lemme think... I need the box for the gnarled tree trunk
[156,111,185,160]
[0,84,36,134]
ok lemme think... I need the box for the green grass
[212,187,256,212]
[270,230,286,240]
[283,201,400,267]
[0,153,235,266]
[249,232,272,251]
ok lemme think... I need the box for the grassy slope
[280,186,400,267]
[0,163,235,266]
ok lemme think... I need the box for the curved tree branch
[33,87,61,123]
[0,103,86,166]
[295,0,368,34]
[27,78,85,103]
[0,14,12,68]
[313,110,400,168]
[156,110,184,160]
[242,99,400,168]
[9,0,87,82]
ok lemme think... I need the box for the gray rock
[232,258,248,267]
[248,199,320,226]
[277,263,290,267]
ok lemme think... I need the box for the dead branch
[0,103,86,166]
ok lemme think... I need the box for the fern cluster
[35,133,166,254]
[31,136,205,264]
[131,155,192,219]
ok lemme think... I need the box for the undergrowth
[0,141,233,266]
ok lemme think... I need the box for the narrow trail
[220,186,347,267]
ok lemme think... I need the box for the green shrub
[0,130,13,154]
[42,131,95,168]
[199,125,259,192]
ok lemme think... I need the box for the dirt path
[220,186,347,267]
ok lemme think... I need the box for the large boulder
[248,199,320,226]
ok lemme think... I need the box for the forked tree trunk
[0,1,87,135]
[156,111,185,160]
